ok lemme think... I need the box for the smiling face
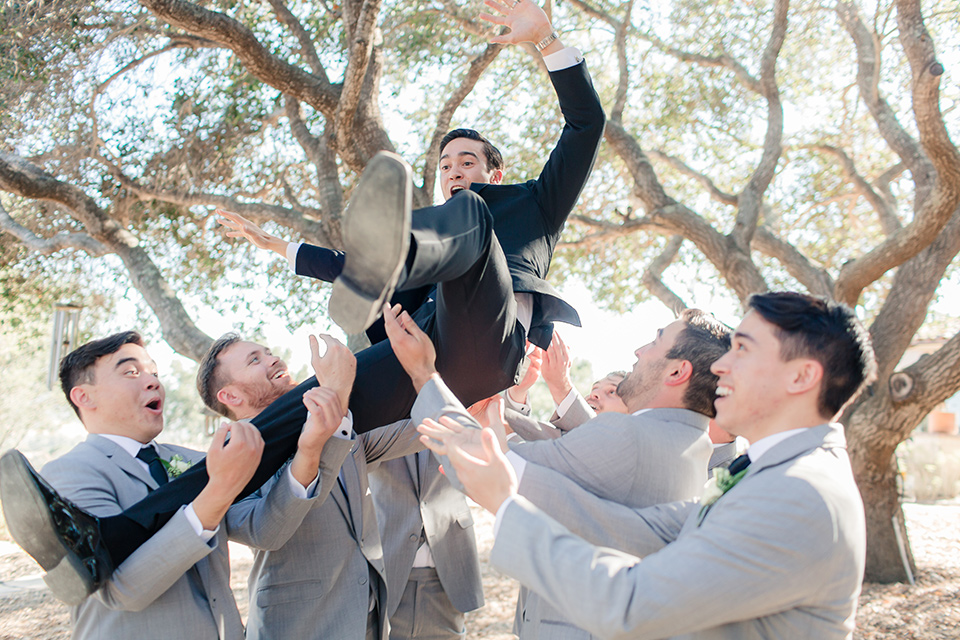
[616,321,685,412]
[215,341,296,418]
[587,375,628,414]
[439,137,503,201]
[73,343,165,443]
[710,311,799,442]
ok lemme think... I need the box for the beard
[236,379,291,415]
[616,359,666,410]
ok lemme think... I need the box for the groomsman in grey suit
[369,451,484,639]
[198,333,428,640]
[421,291,875,640]
[383,305,731,639]
[1,331,340,640]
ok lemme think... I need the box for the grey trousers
[388,567,466,640]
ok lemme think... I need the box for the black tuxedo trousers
[98,190,525,566]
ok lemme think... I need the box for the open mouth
[716,386,732,397]
[145,399,162,412]
[450,185,465,195]
[272,370,288,381]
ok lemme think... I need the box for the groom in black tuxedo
[0,0,605,604]
[220,0,605,434]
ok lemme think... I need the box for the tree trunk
[849,418,916,583]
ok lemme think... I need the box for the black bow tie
[136,446,169,487]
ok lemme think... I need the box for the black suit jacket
[297,60,605,348]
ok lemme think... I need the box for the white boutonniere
[161,454,193,478]
[697,465,748,524]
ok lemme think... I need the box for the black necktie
[136,446,169,487]
[727,453,751,475]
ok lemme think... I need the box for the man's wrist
[412,370,440,394]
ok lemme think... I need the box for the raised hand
[419,419,518,514]
[288,386,345,487]
[382,303,437,392]
[507,343,542,404]
[466,395,510,450]
[193,421,264,529]
[541,329,574,404]
[479,0,557,49]
[216,208,288,255]
[310,334,356,412]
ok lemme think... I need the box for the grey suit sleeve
[362,419,426,466]
[410,377,483,493]
[492,473,851,640]
[97,512,218,611]
[551,393,595,432]
[517,462,686,557]
[42,456,218,611]
[505,408,562,441]
[226,436,353,550]
[509,416,639,500]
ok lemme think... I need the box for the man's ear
[216,385,244,410]
[787,359,823,395]
[664,360,693,387]
[69,385,95,411]
[489,169,504,185]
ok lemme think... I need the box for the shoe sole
[330,151,412,334]
[0,450,95,604]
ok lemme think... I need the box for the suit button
[359,576,367,585]
[409,534,418,541]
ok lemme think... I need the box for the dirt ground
[0,501,957,639]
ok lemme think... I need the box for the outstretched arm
[480,0,565,56]
[216,209,290,257]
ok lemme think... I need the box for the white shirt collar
[98,434,153,459]
[746,428,807,464]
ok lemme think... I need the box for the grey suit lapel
[333,449,364,538]
[87,434,158,490]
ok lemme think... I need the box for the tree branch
[646,150,737,206]
[834,0,960,305]
[729,0,788,252]
[641,235,687,314]
[809,144,901,234]
[752,226,834,297]
[138,0,340,118]
[0,151,213,359]
[0,202,109,257]
[268,0,329,81]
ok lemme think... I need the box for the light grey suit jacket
[502,389,596,442]
[416,379,714,639]
[368,450,484,617]
[229,417,425,640]
[41,434,312,640]
[491,423,867,640]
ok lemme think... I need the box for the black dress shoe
[330,151,413,334]
[0,450,113,605]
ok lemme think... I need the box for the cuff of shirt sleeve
[334,410,355,440]
[184,504,219,543]
[285,465,320,498]
[493,494,519,537]
[555,388,578,418]
[505,449,527,485]
[286,241,302,271]
[542,47,583,72]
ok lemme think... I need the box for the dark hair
[439,128,504,171]
[59,331,144,418]
[748,292,876,418]
[665,309,733,418]
[197,333,242,419]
